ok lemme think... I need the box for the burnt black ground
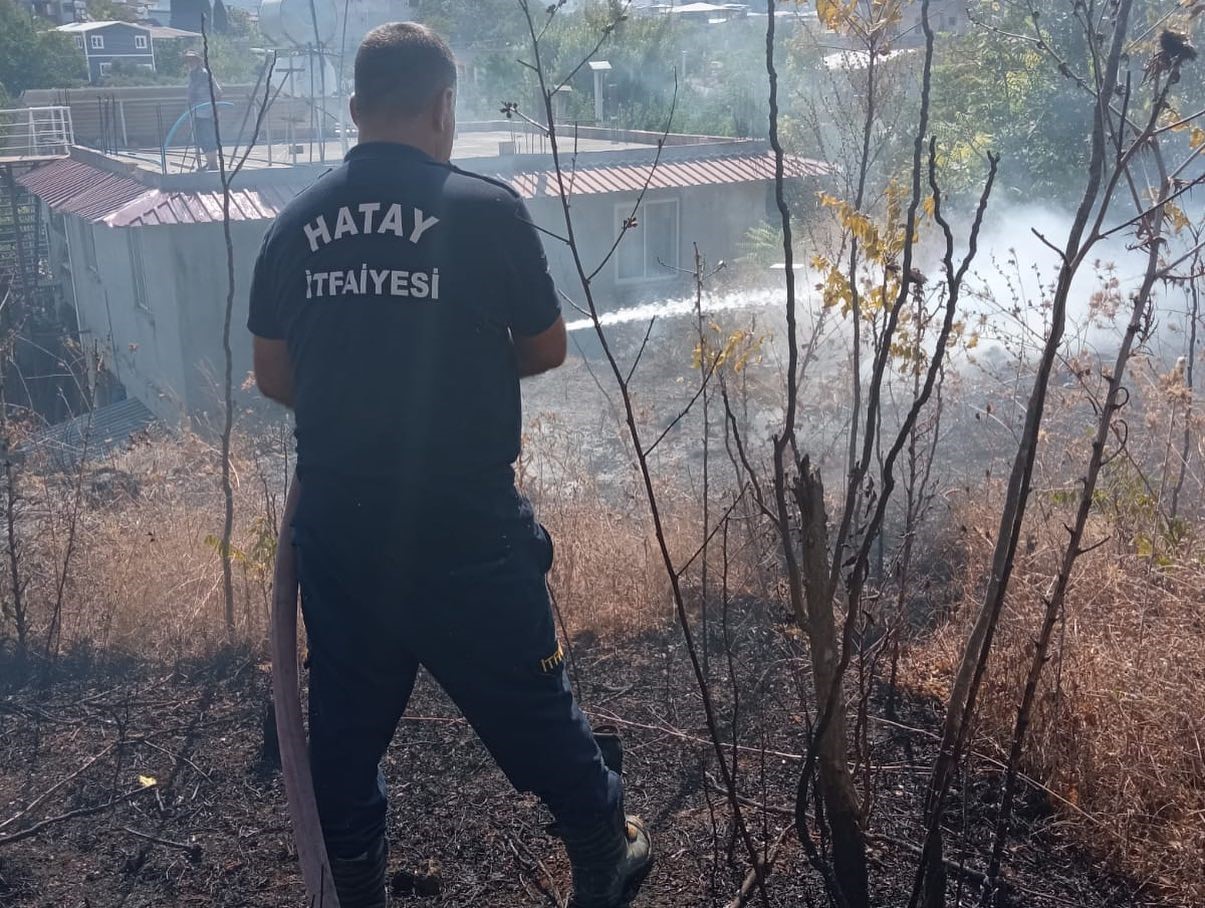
[0,600,1180,908]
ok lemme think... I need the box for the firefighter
[248,22,652,908]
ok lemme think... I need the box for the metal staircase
[0,164,49,305]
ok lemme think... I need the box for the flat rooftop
[16,121,830,228]
[106,128,674,176]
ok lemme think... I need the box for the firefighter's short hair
[354,22,457,119]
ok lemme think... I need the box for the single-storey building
[17,124,825,427]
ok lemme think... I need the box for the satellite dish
[259,0,338,46]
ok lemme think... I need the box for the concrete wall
[897,0,969,40]
[164,220,264,424]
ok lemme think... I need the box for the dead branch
[0,785,155,847]
[515,1,770,901]
[910,5,1137,906]
[119,826,203,860]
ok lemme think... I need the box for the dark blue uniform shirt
[248,142,561,509]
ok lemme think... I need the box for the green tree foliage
[930,0,1205,200]
[454,1,770,136]
[86,0,140,22]
[411,0,528,47]
[0,0,87,96]
[929,2,1094,199]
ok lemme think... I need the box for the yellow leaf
[138,774,158,788]
[816,0,842,29]
[1191,126,1205,150]
[1166,202,1191,234]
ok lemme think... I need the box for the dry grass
[11,432,286,661]
[0,420,713,665]
[906,495,1205,904]
[9,402,1200,904]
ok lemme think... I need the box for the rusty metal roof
[17,159,152,223]
[19,151,828,228]
[108,184,305,227]
[503,151,828,200]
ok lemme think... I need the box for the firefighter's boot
[328,835,388,908]
[562,806,653,908]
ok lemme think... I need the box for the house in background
[57,21,156,83]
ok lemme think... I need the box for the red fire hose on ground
[270,477,341,907]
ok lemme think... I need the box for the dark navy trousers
[293,481,621,860]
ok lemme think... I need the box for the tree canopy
[0,0,87,97]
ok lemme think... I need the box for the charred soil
[0,601,1177,907]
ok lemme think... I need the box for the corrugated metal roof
[108,183,306,227]
[20,151,828,228]
[57,21,134,31]
[20,397,158,468]
[17,159,153,223]
[505,151,827,200]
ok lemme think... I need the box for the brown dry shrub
[3,417,715,663]
[906,496,1205,903]
[519,411,746,639]
[20,431,287,661]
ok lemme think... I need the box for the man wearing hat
[184,49,221,171]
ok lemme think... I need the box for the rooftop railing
[0,107,75,161]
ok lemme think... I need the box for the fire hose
[270,477,341,907]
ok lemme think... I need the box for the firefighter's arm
[504,195,564,377]
[515,316,567,378]
[253,336,295,408]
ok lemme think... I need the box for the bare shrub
[14,432,282,662]
[908,490,1205,903]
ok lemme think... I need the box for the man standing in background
[184,48,220,171]
[248,22,652,908]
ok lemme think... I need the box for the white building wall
[56,179,774,422]
[164,220,267,423]
[66,219,191,426]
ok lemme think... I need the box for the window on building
[128,230,149,312]
[135,34,147,49]
[98,62,111,76]
[74,35,84,49]
[615,198,680,283]
[90,34,104,49]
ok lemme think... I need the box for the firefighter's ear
[432,87,456,160]
[433,87,455,134]
[349,94,361,128]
